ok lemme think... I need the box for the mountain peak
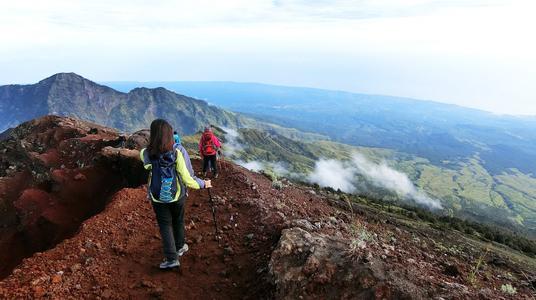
[38,72,94,85]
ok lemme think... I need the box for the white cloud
[351,153,442,209]
[236,160,263,171]
[308,153,443,209]
[308,158,357,193]
[221,126,243,157]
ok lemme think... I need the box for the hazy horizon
[103,79,534,117]
[1,0,535,115]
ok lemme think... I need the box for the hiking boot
[159,258,180,269]
[177,243,189,257]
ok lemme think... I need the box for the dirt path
[0,161,285,299]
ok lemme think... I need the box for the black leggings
[202,155,217,174]
[152,200,185,261]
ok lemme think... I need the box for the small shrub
[347,222,375,260]
[467,247,489,286]
[260,170,277,182]
[500,283,517,295]
[272,180,283,190]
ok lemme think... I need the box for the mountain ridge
[0,73,247,134]
[1,73,326,143]
[106,80,536,118]
[106,80,536,120]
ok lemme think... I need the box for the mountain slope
[0,73,252,134]
[0,116,535,299]
[106,81,536,175]
[181,127,536,237]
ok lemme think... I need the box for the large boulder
[98,146,146,187]
[126,129,150,150]
[269,227,419,300]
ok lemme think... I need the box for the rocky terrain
[0,116,534,299]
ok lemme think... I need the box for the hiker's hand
[204,180,212,188]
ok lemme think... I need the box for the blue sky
[1,0,535,115]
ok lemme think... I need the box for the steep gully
[0,116,145,278]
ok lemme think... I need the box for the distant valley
[107,81,536,176]
[108,81,536,237]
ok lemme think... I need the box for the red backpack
[202,132,216,155]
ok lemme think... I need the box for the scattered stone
[33,286,46,298]
[488,257,507,267]
[224,247,234,256]
[88,128,99,135]
[290,219,316,231]
[70,263,82,272]
[101,289,112,298]
[74,173,87,181]
[51,274,62,284]
[152,287,164,296]
[141,280,156,288]
[443,264,461,277]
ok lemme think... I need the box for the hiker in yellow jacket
[140,119,212,269]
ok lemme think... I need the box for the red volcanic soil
[0,116,139,279]
[0,116,535,299]
[0,160,319,299]
[1,159,534,299]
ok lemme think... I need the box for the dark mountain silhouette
[0,73,248,134]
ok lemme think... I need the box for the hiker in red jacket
[199,126,222,178]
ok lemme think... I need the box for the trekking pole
[207,188,220,245]
[218,150,225,171]
[220,151,226,171]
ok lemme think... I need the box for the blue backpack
[146,150,185,202]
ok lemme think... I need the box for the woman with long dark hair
[140,119,212,269]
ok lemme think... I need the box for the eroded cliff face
[0,116,145,278]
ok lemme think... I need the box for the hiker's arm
[213,136,221,148]
[178,148,205,188]
[176,151,202,189]
[198,139,203,157]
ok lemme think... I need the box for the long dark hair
[147,119,174,158]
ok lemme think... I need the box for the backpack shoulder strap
[140,148,152,170]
